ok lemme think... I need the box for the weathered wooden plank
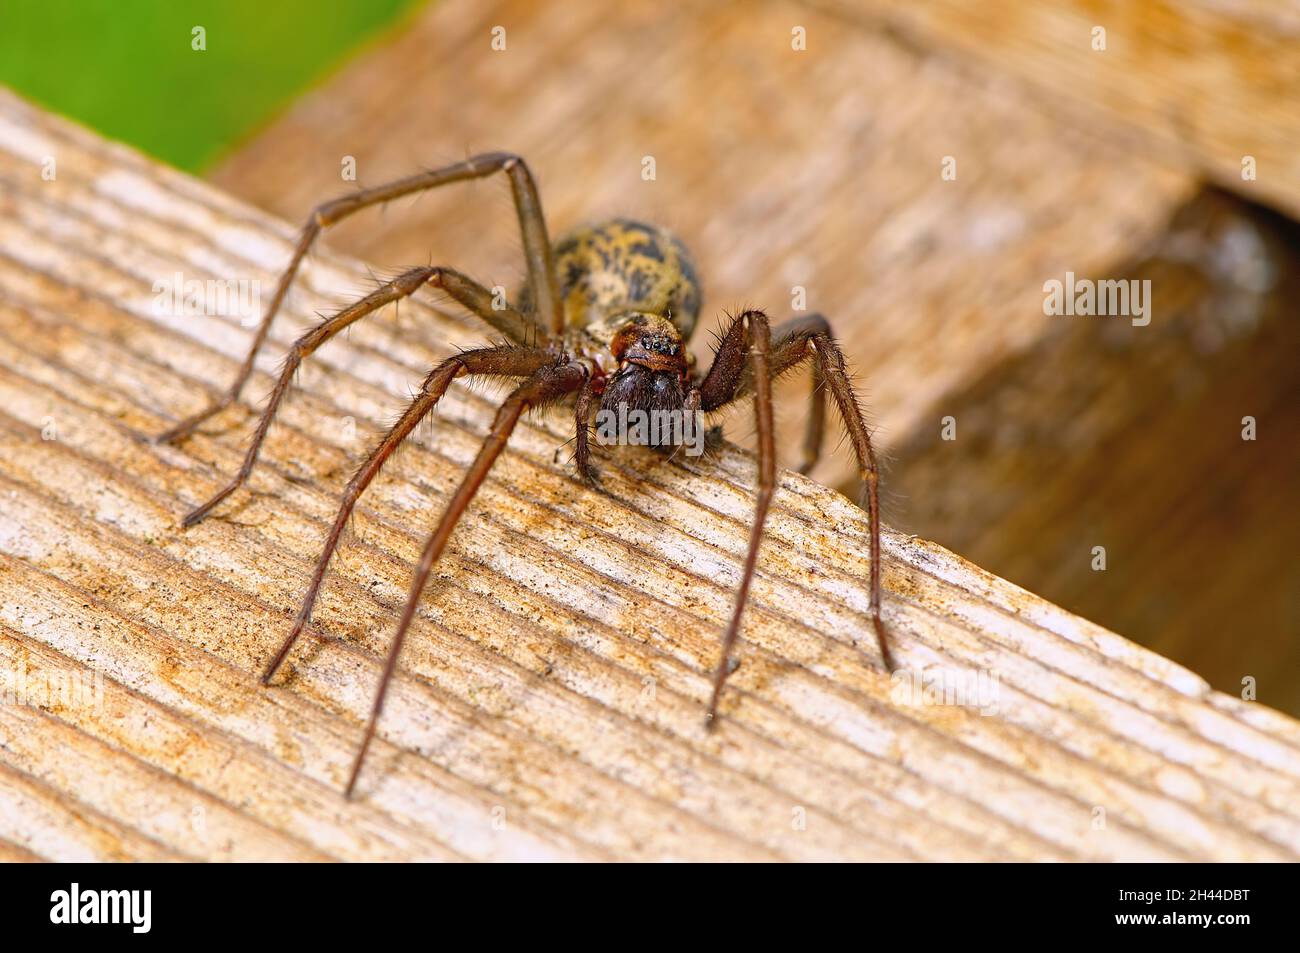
[1,90,1299,860]
[842,0,1300,218]
[886,189,1300,715]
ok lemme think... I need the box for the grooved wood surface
[3,91,1300,861]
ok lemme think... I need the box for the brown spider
[156,152,891,797]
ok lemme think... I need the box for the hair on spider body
[155,152,890,797]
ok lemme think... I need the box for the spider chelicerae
[156,152,892,796]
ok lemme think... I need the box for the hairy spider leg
[178,267,525,527]
[694,309,774,723]
[696,311,892,721]
[155,152,560,445]
[260,344,558,686]
[345,360,587,797]
[771,314,891,670]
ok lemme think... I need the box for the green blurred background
[0,0,422,171]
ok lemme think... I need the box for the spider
[156,152,891,797]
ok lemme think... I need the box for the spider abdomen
[540,218,701,344]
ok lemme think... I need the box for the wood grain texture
[838,0,1300,219]
[206,0,1195,495]
[2,91,1300,861]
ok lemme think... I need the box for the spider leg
[696,312,892,723]
[804,321,892,671]
[345,360,586,798]
[573,372,601,487]
[795,337,826,475]
[260,343,557,686]
[771,315,838,475]
[156,152,561,444]
[177,267,513,527]
[417,265,541,346]
[693,310,774,726]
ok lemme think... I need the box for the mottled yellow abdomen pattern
[527,218,701,343]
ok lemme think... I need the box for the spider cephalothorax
[156,152,890,797]
[599,312,690,440]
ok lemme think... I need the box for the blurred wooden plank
[838,0,1300,218]
[885,189,1300,716]
[206,0,1196,495]
[3,90,1300,860]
